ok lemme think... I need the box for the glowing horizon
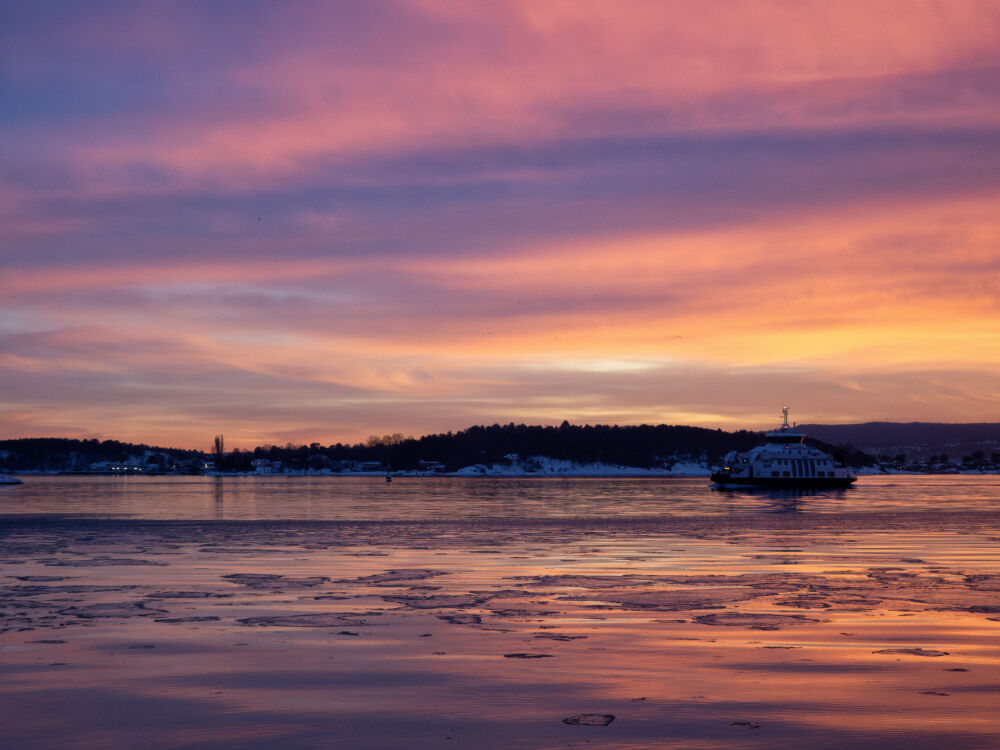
[3,1,1000,450]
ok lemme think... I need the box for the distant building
[90,459,146,473]
[251,459,283,475]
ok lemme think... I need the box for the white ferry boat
[0,474,22,485]
[711,408,857,488]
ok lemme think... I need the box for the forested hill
[0,438,201,473]
[350,423,871,471]
[366,422,766,470]
[0,423,873,473]
[796,422,1000,460]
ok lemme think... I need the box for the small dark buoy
[385,474,392,483]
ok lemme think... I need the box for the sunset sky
[3,1,1000,449]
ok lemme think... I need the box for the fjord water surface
[3,475,1000,749]
[4,473,1000,519]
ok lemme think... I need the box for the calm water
[4,473,1000,519]
[3,475,1000,749]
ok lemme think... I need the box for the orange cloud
[5,2,1000,446]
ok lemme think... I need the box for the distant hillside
[0,423,876,473]
[247,422,778,472]
[798,422,1000,461]
[0,438,202,473]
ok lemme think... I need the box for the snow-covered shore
[439,457,710,477]
[218,459,711,478]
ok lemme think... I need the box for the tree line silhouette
[0,437,202,472]
[0,423,872,473]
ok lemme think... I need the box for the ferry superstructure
[711,408,857,488]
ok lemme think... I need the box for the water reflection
[5,474,1000,521]
[710,485,857,514]
[3,477,1000,748]
[213,476,224,519]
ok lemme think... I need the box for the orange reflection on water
[4,477,1000,748]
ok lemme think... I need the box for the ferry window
[817,471,825,477]
[782,471,790,477]
[771,471,779,477]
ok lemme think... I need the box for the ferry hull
[711,472,856,489]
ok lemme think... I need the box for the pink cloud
[9,1,1000,187]
[4,2,1000,446]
